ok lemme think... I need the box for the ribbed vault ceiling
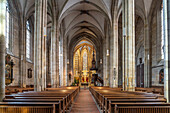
[14,0,153,45]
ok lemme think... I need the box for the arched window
[59,41,60,68]
[161,4,165,59]
[74,51,79,76]
[26,20,31,59]
[83,50,87,71]
[6,2,10,49]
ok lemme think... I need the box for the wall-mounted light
[100,59,102,64]
[21,55,23,61]
[67,59,69,64]
[43,27,47,37]
[123,27,126,37]
[107,50,109,56]
[148,54,149,60]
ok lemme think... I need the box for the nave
[1,0,170,113]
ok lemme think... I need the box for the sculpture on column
[90,50,98,86]
[5,55,14,85]
[159,69,164,84]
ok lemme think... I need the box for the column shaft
[56,31,60,87]
[0,0,6,101]
[144,18,150,88]
[51,19,57,88]
[20,20,27,88]
[122,0,135,91]
[164,0,170,102]
[103,39,106,86]
[60,37,63,86]
[106,27,110,86]
[34,0,47,91]
[113,19,119,87]
[110,26,114,87]
[63,37,67,86]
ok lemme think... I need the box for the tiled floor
[70,89,100,113]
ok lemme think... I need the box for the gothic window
[74,52,79,76]
[59,41,60,68]
[26,20,31,59]
[5,2,11,50]
[83,50,87,71]
[161,4,165,59]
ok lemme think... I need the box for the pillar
[144,18,151,88]
[105,27,110,86]
[34,0,47,91]
[63,37,67,86]
[110,26,114,87]
[122,0,135,91]
[112,18,119,88]
[20,19,27,88]
[56,31,60,87]
[47,29,51,86]
[0,0,6,101]
[60,37,63,86]
[51,19,58,88]
[103,39,107,86]
[164,0,170,102]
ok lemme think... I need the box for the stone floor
[70,89,100,113]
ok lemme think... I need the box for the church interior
[0,0,170,113]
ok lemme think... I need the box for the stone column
[106,27,110,86]
[51,18,57,88]
[110,26,114,87]
[56,31,60,87]
[20,19,27,88]
[34,0,47,91]
[164,0,170,102]
[122,0,135,91]
[63,37,67,86]
[103,39,107,86]
[46,28,51,86]
[42,0,47,90]
[112,18,119,88]
[0,0,6,101]
[60,37,63,86]
[144,18,150,88]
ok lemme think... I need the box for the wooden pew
[4,86,80,113]
[3,98,65,113]
[108,103,170,113]
[89,86,168,113]
[135,87,164,95]
[104,98,166,113]
[5,87,34,95]
[0,102,61,113]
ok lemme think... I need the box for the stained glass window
[6,2,10,49]
[26,20,31,59]
[161,4,164,59]
[83,51,87,71]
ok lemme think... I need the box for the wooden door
[136,64,144,87]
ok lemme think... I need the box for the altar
[81,82,88,86]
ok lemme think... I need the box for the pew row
[89,86,169,113]
[0,102,61,113]
[3,86,80,113]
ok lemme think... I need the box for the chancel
[1,0,170,113]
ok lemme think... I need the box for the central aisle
[70,89,100,113]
